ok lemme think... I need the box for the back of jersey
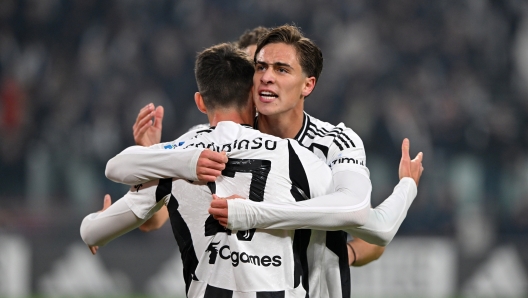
[168,121,333,297]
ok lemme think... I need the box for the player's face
[253,43,314,118]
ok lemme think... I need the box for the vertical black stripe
[326,231,351,298]
[204,284,233,298]
[164,192,200,295]
[287,141,310,198]
[294,113,309,143]
[155,178,173,202]
[288,140,311,297]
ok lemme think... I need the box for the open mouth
[259,91,278,100]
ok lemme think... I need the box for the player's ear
[301,77,316,97]
[194,92,207,114]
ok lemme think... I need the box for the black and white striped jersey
[122,121,334,298]
[297,113,368,298]
[255,112,369,298]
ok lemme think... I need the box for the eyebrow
[256,60,293,69]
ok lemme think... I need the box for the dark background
[1,0,527,296]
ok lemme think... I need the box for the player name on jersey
[184,137,278,152]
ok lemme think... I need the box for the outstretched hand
[209,194,244,227]
[133,103,164,146]
[196,150,228,182]
[88,194,112,255]
[398,138,424,187]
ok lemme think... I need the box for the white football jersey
[125,121,333,298]
[255,112,368,298]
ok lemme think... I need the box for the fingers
[196,172,222,182]
[413,152,423,163]
[89,245,98,255]
[153,106,164,129]
[206,150,229,164]
[196,150,228,182]
[210,196,228,207]
[102,194,112,211]
[134,120,153,139]
[209,206,228,220]
[401,138,410,161]
[134,104,155,129]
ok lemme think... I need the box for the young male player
[82,43,335,297]
[106,25,423,297]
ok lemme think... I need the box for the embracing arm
[106,145,227,185]
[80,198,148,248]
[213,138,423,246]
[225,174,415,246]
[105,145,202,185]
[80,181,166,250]
[226,169,372,229]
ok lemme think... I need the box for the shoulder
[301,113,364,150]
[156,125,215,150]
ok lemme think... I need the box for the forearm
[227,176,416,247]
[228,170,371,231]
[347,238,384,267]
[139,205,169,232]
[80,198,146,246]
[105,145,202,185]
[345,177,417,246]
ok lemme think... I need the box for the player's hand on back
[88,194,112,255]
[133,103,164,146]
[196,150,228,182]
[398,138,424,187]
[209,194,244,227]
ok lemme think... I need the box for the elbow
[371,232,395,247]
[341,205,370,227]
[80,222,97,246]
[80,215,106,247]
[138,221,163,232]
[105,157,135,185]
[105,158,119,182]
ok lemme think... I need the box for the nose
[260,67,274,84]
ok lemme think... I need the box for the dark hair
[237,26,269,50]
[255,24,323,82]
[195,43,254,110]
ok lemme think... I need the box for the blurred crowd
[1,0,527,241]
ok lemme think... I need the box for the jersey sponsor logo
[184,137,277,153]
[206,244,282,268]
[331,157,364,166]
[205,241,221,264]
[236,228,256,241]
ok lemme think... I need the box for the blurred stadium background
[1,0,528,297]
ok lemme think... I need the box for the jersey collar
[254,112,309,141]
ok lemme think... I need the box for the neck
[257,109,304,139]
[209,108,254,127]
